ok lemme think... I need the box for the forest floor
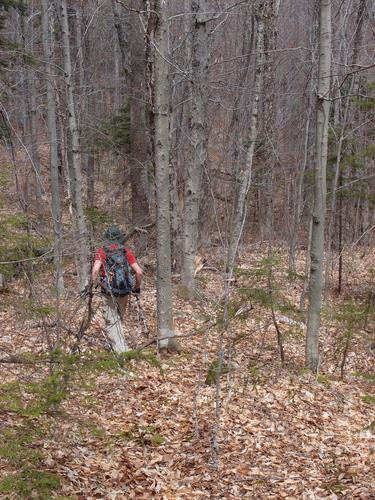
[0,244,374,499]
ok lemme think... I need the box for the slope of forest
[0,0,374,498]
[0,240,374,499]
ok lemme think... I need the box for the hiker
[91,226,143,353]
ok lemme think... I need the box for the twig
[139,320,216,349]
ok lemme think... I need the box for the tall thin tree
[306,0,332,371]
[180,0,208,298]
[41,0,64,294]
[152,0,179,351]
[60,0,89,289]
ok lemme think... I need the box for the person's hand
[132,287,141,296]
[80,284,92,298]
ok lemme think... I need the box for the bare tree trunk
[60,0,89,289]
[306,0,331,372]
[259,0,278,243]
[129,0,150,225]
[180,0,208,298]
[112,0,150,226]
[226,7,265,274]
[21,10,42,203]
[41,0,64,294]
[152,0,179,351]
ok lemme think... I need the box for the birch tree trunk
[41,0,64,294]
[180,0,208,298]
[226,7,265,275]
[306,0,331,372]
[153,0,179,351]
[60,0,89,289]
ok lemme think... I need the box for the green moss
[0,470,60,499]
[361,394,375,404]
[352,372,375,383]
[150,434,166,445]
[317,373,331,386]
[0,426,42,466]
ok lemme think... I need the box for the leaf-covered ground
[0,247,374,499]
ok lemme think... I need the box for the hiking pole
[72,282,100,353]
[133,292,150,338]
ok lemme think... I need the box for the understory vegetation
[0,241,374,498]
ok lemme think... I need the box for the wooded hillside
[0,0,374,498]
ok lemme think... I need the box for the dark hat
[104,225,124,244]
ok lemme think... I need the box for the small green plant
[150,434,166,446]
[361,394,375,404]
[84,207,111,231]
[352,371,375,383]
[0,421,60,499]
[0,347,164,497]
[22,299,55,320]
[317,373,331,386]
[95,102,130,152]
[0,214,50,278]
[0,162,12,186]
[138,424,166,446]
[329,299,368,379]
[235,253,306,365]
[205,358,229,385]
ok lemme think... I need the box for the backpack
[101,243,134,296]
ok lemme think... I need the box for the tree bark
[180,0,208,298]
[112,0,150,226]
[152,0,179,351]
[306,0,331,372]
[21,10,42,203]
[41,0,64,294]
[60,0,90,289]
[259,0,277,243]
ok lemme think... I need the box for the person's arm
[92,259,102,283]
[130,262,143,289]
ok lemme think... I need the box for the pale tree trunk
[226,7,265,274]
[21,10,43,203]
[60,0,89,289]
[152,0,179,351]
[180,0,208,298]
[170,0,193,272]
[41,0,64,294]
[306,0,331,372]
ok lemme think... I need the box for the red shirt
[95,244,136,277]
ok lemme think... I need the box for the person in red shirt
[91,225,143,352]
